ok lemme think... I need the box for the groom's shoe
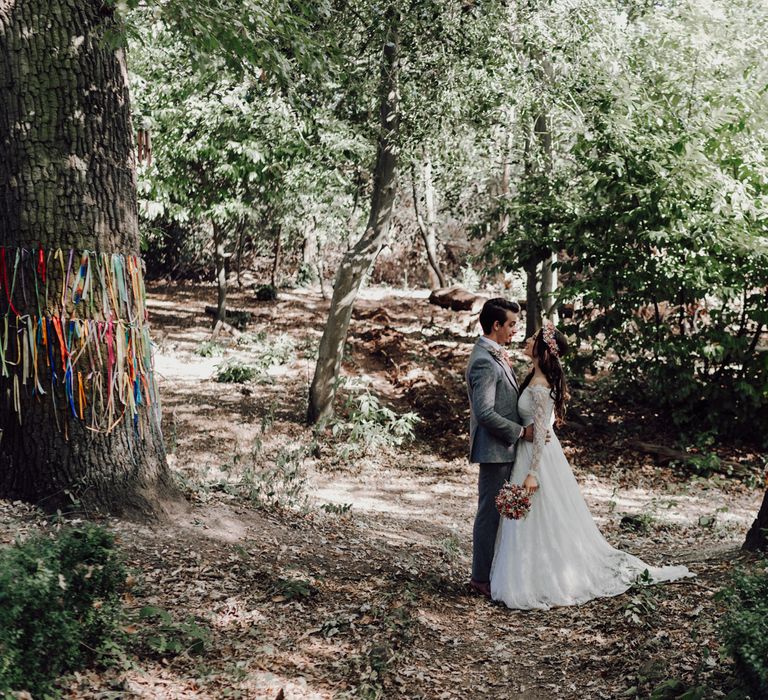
[469,579,491,598]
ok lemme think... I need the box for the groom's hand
[522,426,552,443]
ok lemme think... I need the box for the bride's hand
[523,474,538,495]
[523,426,552,443]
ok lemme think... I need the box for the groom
[466,298,534,597]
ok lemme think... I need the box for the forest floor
[2,282,765,699]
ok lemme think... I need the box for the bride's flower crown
[540,322,560,357]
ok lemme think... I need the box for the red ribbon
[37,244,46,284]
[0,247,19,316]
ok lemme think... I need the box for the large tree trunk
[744,489,768,552]
[307,13,399,425]
[410,155,445,289]
[0,0,179,519]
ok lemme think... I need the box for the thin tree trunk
[235,220,246,288]
[522,122,542,338]
[499,127,514,237]
[541,252,558,323]
[411,159,445,289]
[213,221,227,329]
[532,53,558,326]
[524,258,541,337]
[307,12,399,425]
[744,489,768,551]
[271,224,282,288]
[301,217,318,285]
[0,0,179,519]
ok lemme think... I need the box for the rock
[428,286,486,312]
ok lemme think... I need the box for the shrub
[254,284,278,301]
[236,332,295,369]
[253,333,295,370]
[0,525,126,696]
[134,606,211,657]
[195,340,225,357]
[717,562,768,698]
[240,445,309,511]
[214,359,260,383]
[331,389,420,457]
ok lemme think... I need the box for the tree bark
[213,221,227,329]
[271,224,282,289]
[744,489,768,552]
[541,252,558,323]
[498,126,514,238]
[0,0,180,519]
[301,217,318,285]
[235,220,246,288]
[307,12,400,425]
[410,155,445,289]
[524,257,541,337]
[531,52,558,328]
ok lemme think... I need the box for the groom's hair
[479,298,521,334]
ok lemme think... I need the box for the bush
[240,445,309,511]
[236,331,295,369]
[214,360,261,383]
[0,525,126,696]
[717,561,768,698]
[254,284,278,301]
[331,389,421,457]
[195,340,225,357]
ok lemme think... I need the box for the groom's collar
[479,335,503,351]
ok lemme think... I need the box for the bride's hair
[519,325,570,426]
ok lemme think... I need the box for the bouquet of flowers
[496,482,532,520]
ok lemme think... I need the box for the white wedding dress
[490,385,692,610]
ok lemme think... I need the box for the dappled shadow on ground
[1,283,761,698]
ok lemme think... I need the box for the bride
[490,323,692,610]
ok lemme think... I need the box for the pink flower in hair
[541,322,560,357]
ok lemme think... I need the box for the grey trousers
[472,461,513,583]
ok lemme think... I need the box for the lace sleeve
[527,387,551,478]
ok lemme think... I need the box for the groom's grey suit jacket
[466,338,524,463]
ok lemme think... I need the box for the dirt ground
[1,282,765,699]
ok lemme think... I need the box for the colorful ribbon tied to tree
[0,246,159,436]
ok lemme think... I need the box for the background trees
[484,0,768,441]
[128,0,767,440]
[116,0,768,534]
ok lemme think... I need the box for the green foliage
[676,453,723,479]
[240,446,309,511]
[195,340,225,357]
[129,8,367,282]
[254,284,278,301]
[214,360,261,383]
[717,562,768,697]
[483,0,768,443]
[331,388,420,458]
[134,606,211,657]
[320,502,353,515]
[620,513,655,534]
[622,569,659,627]
[253,333,295,370]
[271,577,315,602]
[0,525,126,696]
[234,331,295,369]
[648,679,720,700]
